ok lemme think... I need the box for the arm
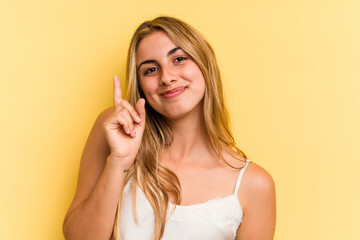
[63,107,125,240]
[236,163,276,240]
[63,76,146,240]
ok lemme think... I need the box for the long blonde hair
[113,16,248,240]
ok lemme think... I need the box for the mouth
[160,86,188,99]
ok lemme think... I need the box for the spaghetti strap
[233,159,251,194]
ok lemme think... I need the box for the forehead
[136,31,178,61]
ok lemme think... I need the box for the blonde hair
[112,16,247,240]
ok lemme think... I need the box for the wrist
[106,154,134,171]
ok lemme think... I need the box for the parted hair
[112,16,247,240]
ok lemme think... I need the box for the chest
[119,180,243,240]
[168,166,240,205]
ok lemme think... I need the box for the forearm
[63,157,129,240]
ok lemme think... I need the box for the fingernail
[132,130,136,137]
[126,128,130,134]
[136,116,141,122]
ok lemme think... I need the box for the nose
[160,67,177,86]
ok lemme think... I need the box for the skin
[62,31,276,240]
[62,77,146,239]
[136,32,206,120]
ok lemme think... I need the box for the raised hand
[103,76,146,165]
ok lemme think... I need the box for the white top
[119,160,251,240]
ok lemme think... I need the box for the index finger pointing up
[113,75,122,106]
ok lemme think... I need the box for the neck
[163,108,212,165]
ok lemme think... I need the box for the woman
[63,16,276,240]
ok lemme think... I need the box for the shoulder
[238,162,276,208]
[80,106,116,154]
[242,162,275,196]
[87,106,116,134]
[245,162,275,191]
[221,146,275,194]
[96,106,116,123]
[235,162,276,238]
[236,162,276,238]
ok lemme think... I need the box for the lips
[160,86,188,99]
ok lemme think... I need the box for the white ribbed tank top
[118,160,251,240]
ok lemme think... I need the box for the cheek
[183,63,205,84]
[188,68,206,90]
[183,63,200,78]
[139,79,158,99]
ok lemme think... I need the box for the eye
[174,56,187,63]
[144,67,158,75]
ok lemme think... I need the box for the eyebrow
[137,47,182,71]
[167,47,181,56]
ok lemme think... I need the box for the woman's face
[136,31,206,119]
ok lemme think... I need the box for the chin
[159,110,188,120]
[147,98,204,120]
[162,105,203,120]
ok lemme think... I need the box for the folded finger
[121,109,134,135]
[120,100,142,123]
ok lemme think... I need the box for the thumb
[135,98,146,126]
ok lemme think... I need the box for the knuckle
[116,110,126,117]
[130,108,138,115]
[119,99,128,106]
[115,115,125,125]
[119,111,130,121]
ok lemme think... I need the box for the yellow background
[1,0,359,239]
